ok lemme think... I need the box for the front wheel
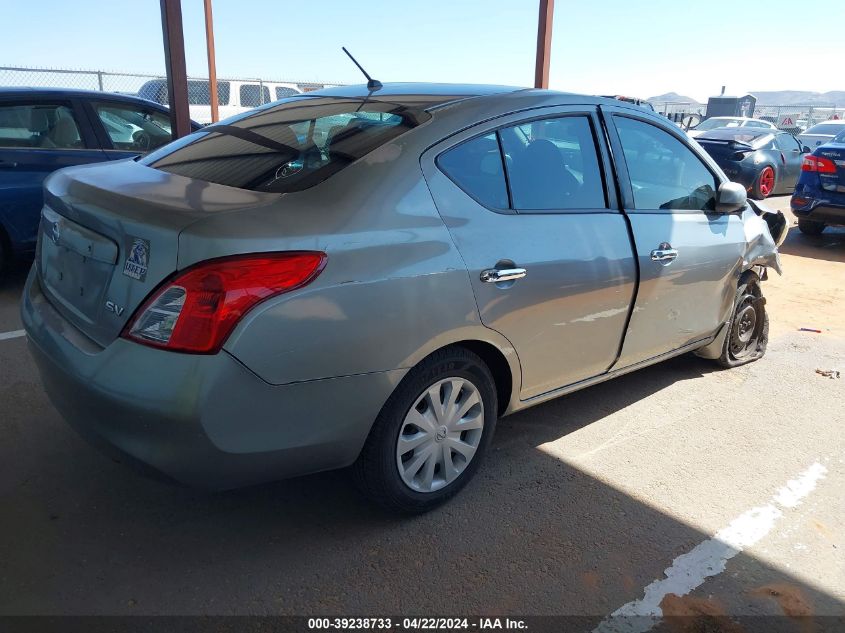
[717,274,768,368]
[353,347,498,513]
[751,166,776,200]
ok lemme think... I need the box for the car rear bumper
[21,267,403,490]
[791,195,845,226]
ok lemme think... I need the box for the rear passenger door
[422,107,637,400]
[0,98,105,252]
[604,108,747,368]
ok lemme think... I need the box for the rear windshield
[141,97,427,193]
[694,118,741,131]
[804,122,845,135]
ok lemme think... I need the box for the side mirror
[802,145,811,153]
[715,181,747,214]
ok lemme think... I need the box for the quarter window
[499,116,606,210]
[0,103,82,149]
[437,133,508,209]
[614,116,718,211]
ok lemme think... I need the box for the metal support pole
[203,0,219,123]
[534,0,554,89]
[96,71,104,91]
[160,0,192,138]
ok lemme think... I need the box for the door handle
[480,267,527,283]
[0,160,18,169]
[650,248,678,262]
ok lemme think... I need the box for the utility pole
[160,0,192,138]
[534,0,555,89]
[204,0,219,123]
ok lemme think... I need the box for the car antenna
[342,47,382,90]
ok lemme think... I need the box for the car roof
[0,86,164,106]
[298,82,631,113]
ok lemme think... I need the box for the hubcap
[396,377,484,493]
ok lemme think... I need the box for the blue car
[791,129,845,235]
[0,88,198,274]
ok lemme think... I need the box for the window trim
[433,109,616,215]
[607,110,724,215]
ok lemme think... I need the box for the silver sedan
[22,84,785,512]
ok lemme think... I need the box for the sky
[2,0,843,103]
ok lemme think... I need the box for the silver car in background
[22,84,785,513]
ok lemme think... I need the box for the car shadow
[2,349,842,623]
[779,226,845,264]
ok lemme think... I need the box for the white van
[137,78,306,124]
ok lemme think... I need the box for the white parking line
[0,329,26,341]
[594,461,829,633]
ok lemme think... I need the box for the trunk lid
[37,159,278,347]
[817,143,845,192]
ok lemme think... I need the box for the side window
[776,133,800,152]
[275,87,299,100]
[0,103,82,149]
[499,116,606,210]
[746,121,768,128]
[94,103,173,152]
[614,116,718,211]
[240,84,271,107]
[437,133,508,209]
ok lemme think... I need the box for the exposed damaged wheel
[717,274,768,368]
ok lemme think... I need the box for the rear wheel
[797,218,825,235]
[353,346,497,514]
[752,166,776,200]
[716,274,768,368]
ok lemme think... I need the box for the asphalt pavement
[0,195,842,626]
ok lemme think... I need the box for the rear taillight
[123,252,326,354]
[801,155,837,173]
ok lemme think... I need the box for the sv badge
[105,300,125,317]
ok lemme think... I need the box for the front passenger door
[605,110,747,368]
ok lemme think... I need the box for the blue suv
[791,129,845,235]
[0,88,198,275]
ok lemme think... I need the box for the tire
[716,273,769,368]
[751,165,776,200]
[353,346,498,514]
[797,218,825,235]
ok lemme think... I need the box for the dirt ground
[764,195,845,339]
[0,194,842,624]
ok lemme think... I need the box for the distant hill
[749,91,845,106]
[647,92,702,105]
[647,90,845,107]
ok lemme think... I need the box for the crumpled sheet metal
[741,200,786,276]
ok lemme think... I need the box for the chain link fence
[649,99,843,133]
[0,65,342,124]
[752,104,842,135]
